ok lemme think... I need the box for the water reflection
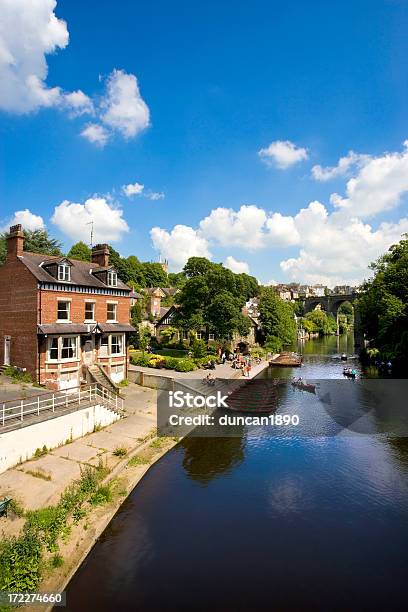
[178,435,245,485]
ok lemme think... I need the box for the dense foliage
[0,229,63,265]
[358,234,408,367]
[173,257,258,340]
[67,241,91,262]
[258,286,296,352]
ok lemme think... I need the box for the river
[65,334,408,611]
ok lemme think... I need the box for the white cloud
[81,123,109,147]
[329,141,408,217]
[100,69,150,139]
[258,140,308,169]
[51,197,129,242]
[200,205,268,249]
[63,90,94,116]
[311,151,369,181]
[0,0,68,113]
[150,225,211,270]
[2,209,45,232]
[122,182,144,197]
[265,212,300,246]
[279,201,408,285]
[224,256,250,274]
[0,2,149,146]
[145,191,165,201]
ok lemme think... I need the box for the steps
[87,365,121,396]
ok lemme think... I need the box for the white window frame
[99,333,125,357]
[111,334,124,355]
[84,301,96,322]
[107,270,117,287]
[208,333,215,341]
[47,335,79,363]
[182,330,189,340]
[196,331,204,340]
[58,263,70,282]
[57,299,71,322]
[106,302,118,322]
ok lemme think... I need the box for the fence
[1,383,123,428]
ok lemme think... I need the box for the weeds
[113,447,127,457]
[128,455,150,467]
[33,445,48,459]
[25,470,51,481]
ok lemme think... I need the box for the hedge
[131,353,196,372]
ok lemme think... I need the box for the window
[208,333,215,341]
[107,303,117,321]
[107,271,117,287]
[57,301,70,321]
[61,337,77,360]
[196,331,204,340]
[47,336,78,361]
[85,302,95,321]
[58,263,70,282]
[111,335,123,355]
[49,338,58,360]
[100,335,109,357]
[182,330,189,340]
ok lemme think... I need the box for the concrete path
[130,359,270,380]
[0,384,157,527]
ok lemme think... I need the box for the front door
[3,336,11,365]
[83,338,94,366]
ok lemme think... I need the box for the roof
[144,287,166,297]
[96,323,136,333]
[129,290,143,299]
[156,305,178,325]
[161,287,179,297]
[37,322,136,335]
[18,252,130,291]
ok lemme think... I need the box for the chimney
[91,244,110,267]
[7,224,24,262]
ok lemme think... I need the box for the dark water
[65,334,408,611]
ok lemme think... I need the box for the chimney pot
[6,224,24,261]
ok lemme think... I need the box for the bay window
[99,334,125,356]
[47,336,79,362]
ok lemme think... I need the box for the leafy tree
[168,271,187,288]
[67,241,91,262]
[184,257,216,278]
[141,262,168,287]
[207,292,250,340]
[0,229,63,265]
[357,234,408,366]
[259,287,296,347]
[138,327,152,354]
[304,309,336,335]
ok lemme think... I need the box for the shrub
[192,339,207,358]
[89,485,112,506]
[174,359,195,372]
[0,533,42,591]
[163,357,179,370]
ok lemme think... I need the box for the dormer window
[58,263,70,282]
[107,270,117,287]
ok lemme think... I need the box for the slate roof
[97,323,136,333]
[18,252,131,291]
[37,322,136,335]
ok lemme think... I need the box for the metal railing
[1,383,123,428]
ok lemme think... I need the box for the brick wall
[0,258,38,378]
[39,290,131,324]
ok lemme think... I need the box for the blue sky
[1,0,408,286]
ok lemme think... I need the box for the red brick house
[0,225,135,390]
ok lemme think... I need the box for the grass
[128,455,150,467]
[25,469,52,481]
[3,365,33,384]
[89,484,113,506]
[33,445,48,459]
[112,446,127,457]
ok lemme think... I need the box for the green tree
[67,241,91,262]
[0,229,63,265]
[357,234,408,366]
[141,262,168,287]
[168,271,187,288]
[304,309,337,335]
[258,287,296,348]
[207,292,250,340]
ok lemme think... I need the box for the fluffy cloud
[122,182,144,197]
[51,197,129,242]
[0,2,149,146]
[279,201,408,285]
[2,209,45,232]
[0,0,93,116]
[150,225,211,270]
[258,140,308,169]
[200,205,268,249]
[81,123,109,146]
[329,142,408,217]
[312,151,369,181]
[224,256,250,274]
[100,70,150,139]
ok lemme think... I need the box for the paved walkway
[0,384,157,528]
[130,359,270,380]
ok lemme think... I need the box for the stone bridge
[298,293,364,351]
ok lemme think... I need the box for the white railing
[0,383,123,428]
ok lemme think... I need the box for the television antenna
[87,220,94,251]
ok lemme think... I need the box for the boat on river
[343,367,357,379]
[291,379,316,393]
[269,352,302,367]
